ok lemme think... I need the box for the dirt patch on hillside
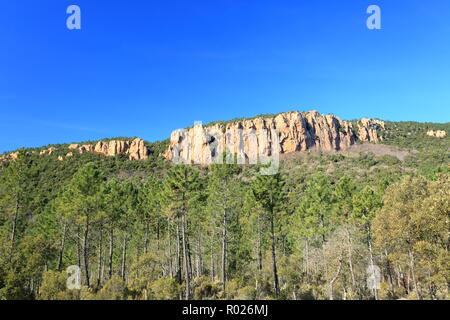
[343,144,414,161]
[281,143,414,162]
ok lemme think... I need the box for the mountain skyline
[2,0,450,152]
[1,107,449,154]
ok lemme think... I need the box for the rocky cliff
[68,138,149,160]
[426,130,446,139]
[164,110,385,164]
[1,138,149,162]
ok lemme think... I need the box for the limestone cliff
[426,130,446,139]
[0,152,19,162]
[1,138,149,163]
[164,110,385,164]
[68,138,149,160]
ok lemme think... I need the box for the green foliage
[0,124,448,300]
[373,174,449,299]
[148,278,181,300]
[38,271,79,300]
[96,276,128,300]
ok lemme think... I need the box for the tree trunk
[384,249,394,291]
[9,198,19,260]
[221,209,227,293]
[199,236,203,277]
[108,227,114,279]
[97,228,103,287]
[157,219,160,251]
[270,210,280,297]
[167,218,173,278]
[195,236,202,278]
[257,216,263,271]
[409,248,421,299]
[82,218,90,287]
[304,239,309,276]
[57,222,68,271]
[210,234,215,282]
[187,233,193,281]
[320,212,326,243]
[366,224,378,300]
[77,227,82,268]
[328,256,343,300]
[346,228,356,289]
[121,235,128,281]
[144,221,150,255]
[181,215,190,300]
[176,222,182,284]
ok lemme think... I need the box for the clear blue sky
[1,0,450,152]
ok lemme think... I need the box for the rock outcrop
[358,118,385,143]
[68,144,79,150]
[0,152,19,162]
[71,138,149,160]
[426,130,446,139]
[128,138,149,161]
[40,147,56,156]
[164,110,385,165]
[1,138,149,163]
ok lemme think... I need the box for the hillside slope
[0,111,448,301]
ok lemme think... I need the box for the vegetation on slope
[0,121,448,300]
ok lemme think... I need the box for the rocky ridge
[1,138,149,162]
[426,130,446,139]
[164,110,385,165]
[68,138,149,160]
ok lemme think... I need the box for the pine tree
[140,175,163,254]
[0,150,34,260]
[206,160,241,294]
[251,173,285,297]
[55,162,105,287]
[162,165,202,300]
[352,185,383,299]
[101,178,125,280]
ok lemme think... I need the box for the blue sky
[1,0,450,152]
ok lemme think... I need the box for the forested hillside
[0,120,448,300]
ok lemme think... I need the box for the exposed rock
[79,144,95,154]
[358,118,384,143]
[427,130,446,139]
[1,151,25,163]
[11,152,19,160]
[40,147,56,156]
[74,139,148,160]
[2,138,149,163]
[128,138,148,160]
[2,152,19,161]
[164,110,385,165]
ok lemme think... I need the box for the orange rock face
[164,110,385,165]
[427,130,446,139]
[2,139,149,163]
[77,138,148,160]
[40,147,56,156]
